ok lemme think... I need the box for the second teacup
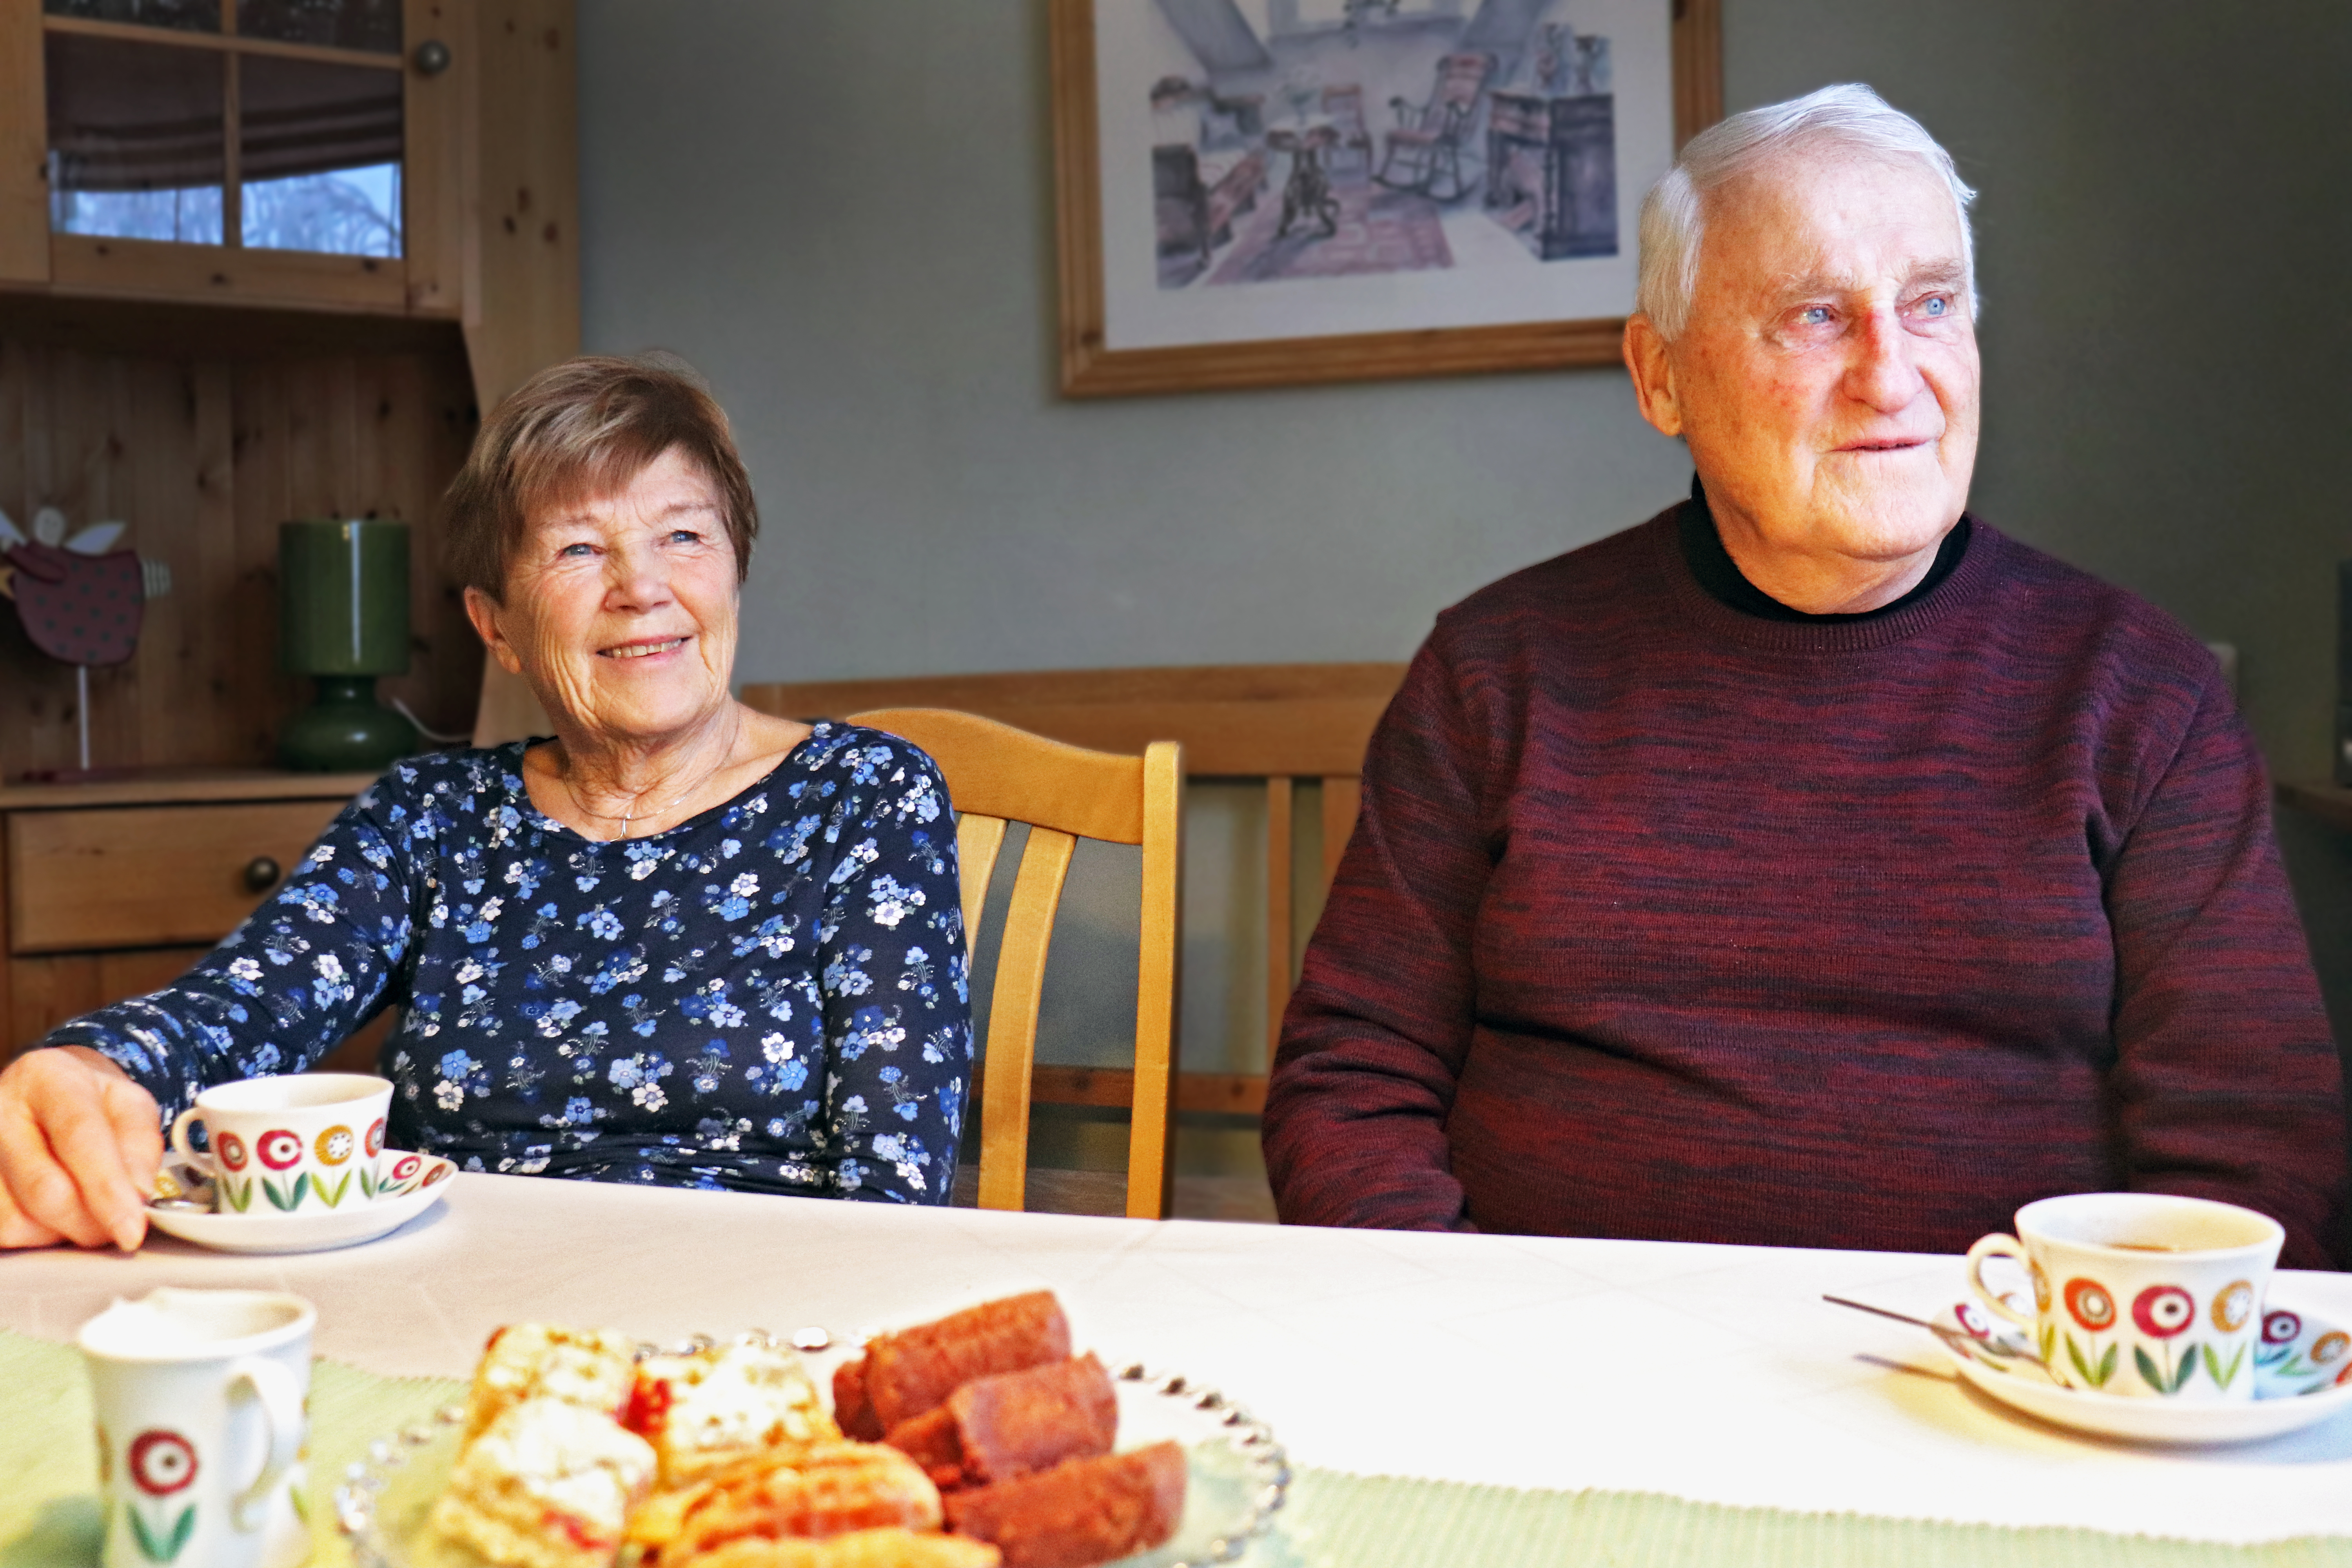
[170,1073,394,1215]
[1966,1192,2283,1402]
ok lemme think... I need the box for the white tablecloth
[4,1174,2347,1544]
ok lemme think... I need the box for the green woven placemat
[0,1327,459,1568]
[4,1327,2346,1568]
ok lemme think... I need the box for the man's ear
[463,586,526,677]
[1622,314,1684,439]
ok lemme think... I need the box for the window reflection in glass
[42,0,221,36]
[46,32,226,245]
[238,52,403,256]
[238,0,400,55]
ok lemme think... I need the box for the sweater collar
[1654,482,2001,653]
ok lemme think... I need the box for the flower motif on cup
[2210,1280,2254,1335]
[2313,1331,2350,1367]
[2132,1285,2195,1339]
[2265,1309,2303,1345]
[315,1125,355,1166]
[1954,1301,1994,1341]
[421,1161,452,1187]
[126,1430,197,1495]
[365,1118,386,1157]
[2029,1261,2052,1313]
[256,1130,303,1171]
[390,1154,421,1182]
[216,1132,247,1171]
[94,1422,111,1485]
[2063,1278,2115,1332]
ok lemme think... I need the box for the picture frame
[1052,0,1723,398]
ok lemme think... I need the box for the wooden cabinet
[0,0,578,1056]
[0,771,380,1058]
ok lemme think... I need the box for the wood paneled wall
[0,330,481,780]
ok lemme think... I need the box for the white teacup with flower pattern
[169,1073,395,1215]
[1966,1192,2283,1402]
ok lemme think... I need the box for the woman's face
[465,445,740,748]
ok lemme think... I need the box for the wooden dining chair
[744,663,1406,1117]
[848,707,1183,1220]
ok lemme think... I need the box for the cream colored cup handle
[227,1356,305,1532]
[1965,1232,2038,1330]
[166,1109,215,1180]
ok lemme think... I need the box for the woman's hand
[0,1047,160,1250]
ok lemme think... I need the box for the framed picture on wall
[1052,0,1722,397]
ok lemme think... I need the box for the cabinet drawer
[7,800,352,954]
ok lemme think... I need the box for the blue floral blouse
[44,723,972,1204]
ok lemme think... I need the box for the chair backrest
[746,664,1405,1092]
[848,707,1183,1220]
[1322,83,1366,135]
[1405,51,1492,135]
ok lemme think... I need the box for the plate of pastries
[340,1290,1289,1568]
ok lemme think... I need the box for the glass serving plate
[338,1334,1290,1568]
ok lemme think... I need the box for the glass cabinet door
[42,0,406,261]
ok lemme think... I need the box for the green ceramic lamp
[278,518,419,771]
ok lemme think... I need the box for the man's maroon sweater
[1264,508,2348,1267]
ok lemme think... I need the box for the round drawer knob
[414,38,452,75]
[243,856,282,893]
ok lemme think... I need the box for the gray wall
[575,2,2352,1174]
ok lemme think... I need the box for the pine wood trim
[1047,0,1726,398]
[50,233,408,314]
[460,0,579,408]
[0,772,378,811]
[404,0,471,316]
[0,2,48,285]
[41,13,407,70]
[1672,0,1726,152]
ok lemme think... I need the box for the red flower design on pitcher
[216,1132,247,1171]
[2132,1285,2195,1339]
[256,1129,303,1171]
[2265,1309,2303,1345]
[365,1118,386,1157]
[2063,1278,2115,1331]
[127,1430,197,1495]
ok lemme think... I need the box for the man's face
[1644,148,1980,570]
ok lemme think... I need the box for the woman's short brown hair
[443,353,759,599]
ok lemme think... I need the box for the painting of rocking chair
[1375,53,1495,201]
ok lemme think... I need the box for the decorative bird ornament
[0,504,174,775]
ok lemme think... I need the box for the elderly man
[1262,85,2347,1267]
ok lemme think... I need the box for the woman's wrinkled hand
[0,1047,160,1250]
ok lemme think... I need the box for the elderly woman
[0,354,970,1250]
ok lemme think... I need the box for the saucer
[1935,1298,2352,1445]
[146,1154,456,1255]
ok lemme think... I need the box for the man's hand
[0,1047,160,1250]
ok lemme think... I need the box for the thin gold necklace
[562,714,743,841]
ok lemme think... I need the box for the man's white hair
[1635,83,1976,340]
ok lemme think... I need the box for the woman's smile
[599,635,690,660]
